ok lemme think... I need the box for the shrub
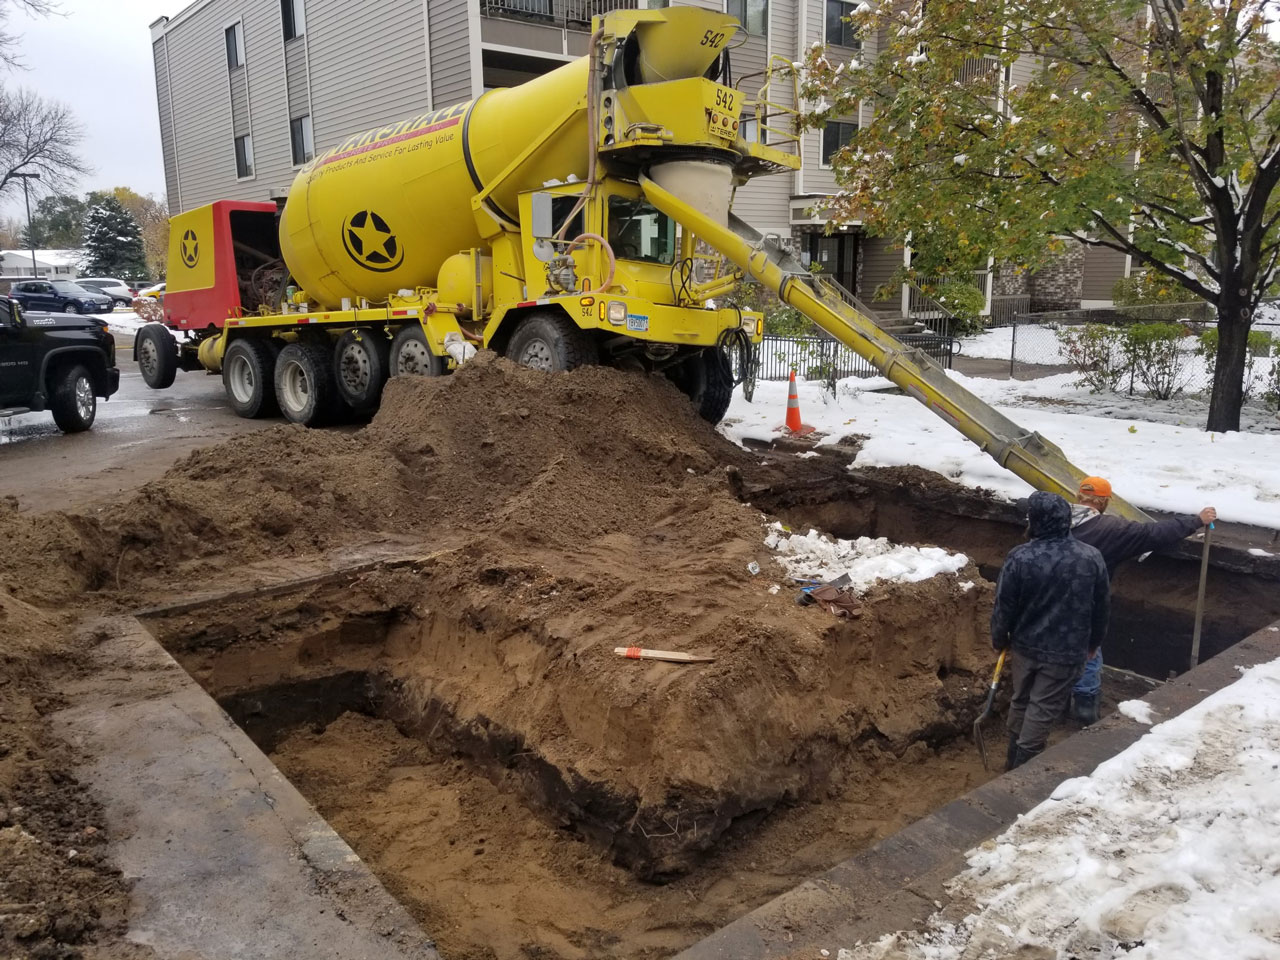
[1111,271,1195,308]
[1123,322,1193,399]
[933,282,987,336]
[1196,328,1275,399]
[1056,324,1128,392]
[765,304,814,337]
[1265,355,1280,410]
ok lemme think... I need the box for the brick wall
[1030,242,1086,311]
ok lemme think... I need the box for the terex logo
[341,210,404,272]
[180,229,200,268]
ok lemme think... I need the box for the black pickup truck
[0,297,120,432]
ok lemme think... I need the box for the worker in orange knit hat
[1068,476,1216,724]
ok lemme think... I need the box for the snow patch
[764,523,969,591]
[1117,699,1156,725]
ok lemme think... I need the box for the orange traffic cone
[783,370,815,436]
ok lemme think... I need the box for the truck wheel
[334,327,391,412]
[222,338,280,419]
[389,326,444,377]
[136,323,178,389]
[49,364,97,433]
[669,347,734,424]
[506,312,596,372]
[274,341,340,427]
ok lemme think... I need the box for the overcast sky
[3,0,175,217]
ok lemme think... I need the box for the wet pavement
[0,356,271,513]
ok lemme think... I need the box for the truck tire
[669,347,734,424]
[389,326,444,378]
[506,312,596,372]
[274,341,341,427]
[334,327,391,412]
[136,323,178,389]
[222,338,281,419]
[49,363,97,433]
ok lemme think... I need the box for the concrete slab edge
[51,615,439,960]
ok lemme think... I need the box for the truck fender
[485,302,574,356]
[39,346,111,400]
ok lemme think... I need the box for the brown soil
[271,712,994,960]
[0,354,1093,958]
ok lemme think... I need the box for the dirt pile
[3,355,996,900]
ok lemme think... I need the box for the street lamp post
[12,171,41,277]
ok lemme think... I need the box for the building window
[282,0,306,41]
[225,22,245,69]
[742,116,768,145]
[825,0,861,49]
[235,133,254,178]
[821,120,858,165]
[290,115,314,165]
[726,0,767,36]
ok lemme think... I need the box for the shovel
[973,649,1007,771]
[1188,523,1213,673]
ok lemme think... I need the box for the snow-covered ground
[722,372,1280,529]
[836,650,1280,960]
[764,522,970,591]
[960,323,1068,364]
[87,310,147,337]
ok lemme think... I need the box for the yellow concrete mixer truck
[137,6,799,426]
[136,5,1150,517]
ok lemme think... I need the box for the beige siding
[307,0,433,148]
[153,35,182,212]
[731,0,797,232]
[1007,52,1040,91]
[162,3,243,208]
[429,0,474,107]
[240,0,294,194]
[285,37,310,118]
[1082,245,1126,302]
[860,235,902,309]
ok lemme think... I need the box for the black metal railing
[479,0,637,26]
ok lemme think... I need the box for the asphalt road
[0,353,272,514]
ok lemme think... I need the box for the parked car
[78,277,136,307]
[8,279,114,315]
[137,282,165,299]
[0,297,120,432]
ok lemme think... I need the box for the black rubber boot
[1071,693,1100,726]
[1004,733,1020,772]
[1010,744,1041,769]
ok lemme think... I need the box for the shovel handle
[989,649,1007,690]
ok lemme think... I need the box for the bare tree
[0,0,56,71]
[0,87,88,203]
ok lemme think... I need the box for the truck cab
[0,297,120,433]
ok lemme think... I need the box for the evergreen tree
[79,194,147,280]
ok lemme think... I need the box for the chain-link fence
[957,301,1280,401]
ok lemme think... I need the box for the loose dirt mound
[2,354,996,949]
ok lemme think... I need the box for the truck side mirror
[530,193,555,240]
[0,299,13,327]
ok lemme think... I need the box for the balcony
[479,0,639,30]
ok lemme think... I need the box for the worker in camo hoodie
[1069,476,1217,724]
[992,491,1110,770]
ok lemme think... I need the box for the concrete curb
[51,616,439,960]
[676,621,1280,960]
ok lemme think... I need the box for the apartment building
[150,0,1126,315]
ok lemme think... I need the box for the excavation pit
[137,549,1158,960]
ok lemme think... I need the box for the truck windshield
[607,196,676,265]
